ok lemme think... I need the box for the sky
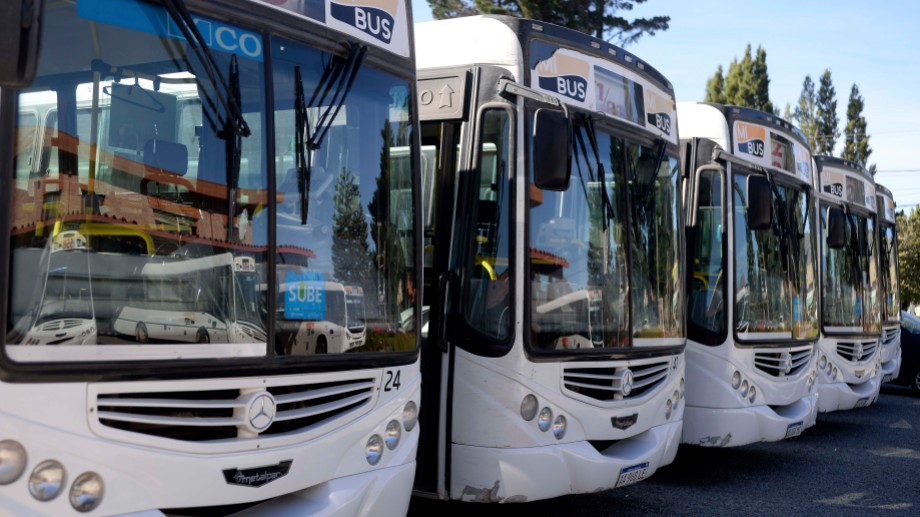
[411,0,920,212]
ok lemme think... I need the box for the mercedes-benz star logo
[246,393,276,433]
[854,343,864,361]
[620,369,634,397]
[782,354,793,375]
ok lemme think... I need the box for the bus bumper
[817,375,881,413]
[450,420,682,502]
[880,354,902,384]
[682,392,818,447]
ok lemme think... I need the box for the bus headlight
[29,460,66,501]
[731,371,741,389]
[680,377,685,398]
[819,355,827,369]
[402,401,418,432]
[740,380,749,398]
[385,420,401,450]
[70,471,104,513]
[832,367,838,380]
[537,407,553,432]
[749,385,756,403]
[552,415,567,440]
[521,394,538,421]
[665,398,673,420]
[365,435,383,466]
[0,440,27,484]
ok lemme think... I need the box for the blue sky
[411,0,920,211]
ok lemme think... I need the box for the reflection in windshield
[821,209,880,333]
[879,225,900,323]
[734,172,818,340]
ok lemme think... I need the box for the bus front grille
[881,327,899,347]
[562,359,672,402]
[753,346,812,377]
[92,376,376,446]
[836,339,878,362]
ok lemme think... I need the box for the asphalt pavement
[408,385,920,516]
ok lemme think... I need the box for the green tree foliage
[706,44,773,112]
[782,102,792,121]
[841,83,872,166]
[792,75,817,150]
[427,0,670,44]
[332,168,373,288]
[897,208,920,310]
[815,69,839,155]
[704,65,726,104]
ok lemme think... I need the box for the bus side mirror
[747,175,772,231]
[532,108,571,191]
[0,0,44,88]
[826,206,846,249]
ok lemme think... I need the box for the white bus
[813,156,882,411]
[287,282,368,354]
[876,183,902,384]
[1,0,421,515]
[415,16,685,502]
[678,103,819,446]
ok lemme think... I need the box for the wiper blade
[573,114,615,231]
[294,66,311,225]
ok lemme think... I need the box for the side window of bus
[465,109,512,340]
[15,110,38,181]
[689,168,725,339]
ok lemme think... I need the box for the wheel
[196,328,210,343]
[316,337,327,354]
[912,366,920,393]
[135,322,148,343]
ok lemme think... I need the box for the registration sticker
[616,462,649,488]
[855,397,870,408]
[785,421,804,439]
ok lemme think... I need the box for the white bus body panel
[0,363,420,516]
[880,325,902,383]
[113,307,230,343]
[416,17,524,81]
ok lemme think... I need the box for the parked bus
[2,0,421,514]
[415,16,685,502]
[678,103,819,446]
[813,156,882,411]
[285,281,368,355]
[876,183,901,384]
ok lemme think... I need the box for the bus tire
[316,337,327,354]
[911,366,920,394]
[197,328,210,344]
[135,323,148,343]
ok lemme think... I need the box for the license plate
[882,374,893,383]
[616,462,650,488]
[855,397,870,408]
[785,421,804,439]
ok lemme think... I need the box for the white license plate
[855,397,870,408]
[882,374,893,383]
[785,421,804,439]
[616,462,650,488]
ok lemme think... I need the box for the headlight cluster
[521,395,567,440]
[80,326,96,338]
[818,354,838,380]
[0,440,104,512]
[665,385,682,420]
[365,400,418,466]
[730,371,757,403]
[806,368,817,391]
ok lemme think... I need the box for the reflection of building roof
[531,248,569,268]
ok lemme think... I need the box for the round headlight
[673,355,680,370]
[552,415,567,440]
[665,398,673,420]
[29,460,66,501]
[740,380,749,398]
[731,371,742,389]
[365,435,383,466]
[0,440,27,485]
[749,385,757,403]
[680,377,685,396]
[833,367,838,380]
[521,394,538,421]
[70,471,104,513]
[385,420,401,450]
[819,355,827,369]
[402,401,418,432]
[537,407,553,432]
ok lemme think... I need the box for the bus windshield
[821,208,880,333]
[879,224,900,324]
[733,170,818,341]
[527,113,682,351]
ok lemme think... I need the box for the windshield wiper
[572,114,615,231]
[293,42,367,225]
[634,137,668,208]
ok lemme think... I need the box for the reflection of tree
[332,168,372,288]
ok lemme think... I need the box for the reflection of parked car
[891,311,920,392]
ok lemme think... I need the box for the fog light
[749,385,756,403]
[521,394,538,421]
[731,371,741,389]
[819,355,827,369]
[402,401,418,432]
[385,420,401,450]
[70,471,104,513]
[365,435,383,466]
[552,415,567,440]
[29,460,65,501]
[665,398,673,420]
[740,380,749,398]
[537,407,553,432]
[0,440,27,485]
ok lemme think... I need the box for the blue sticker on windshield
[78,0,264,62]
[284,270,326,320]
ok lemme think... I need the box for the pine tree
[792,75,818,150]
[724,59,742,105]
[815,69,839,156]
[841,83,872,166]
[332,168,373,288]
[704,65,727,104]
[736,45,755,108]
[782,103,793,121]
[751,46,774,113]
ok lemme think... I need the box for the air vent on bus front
[881,327,899,347]
[562,359,672,402]
[836,339,878,362]
[753,346,812,377]
[93,377,375,447]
